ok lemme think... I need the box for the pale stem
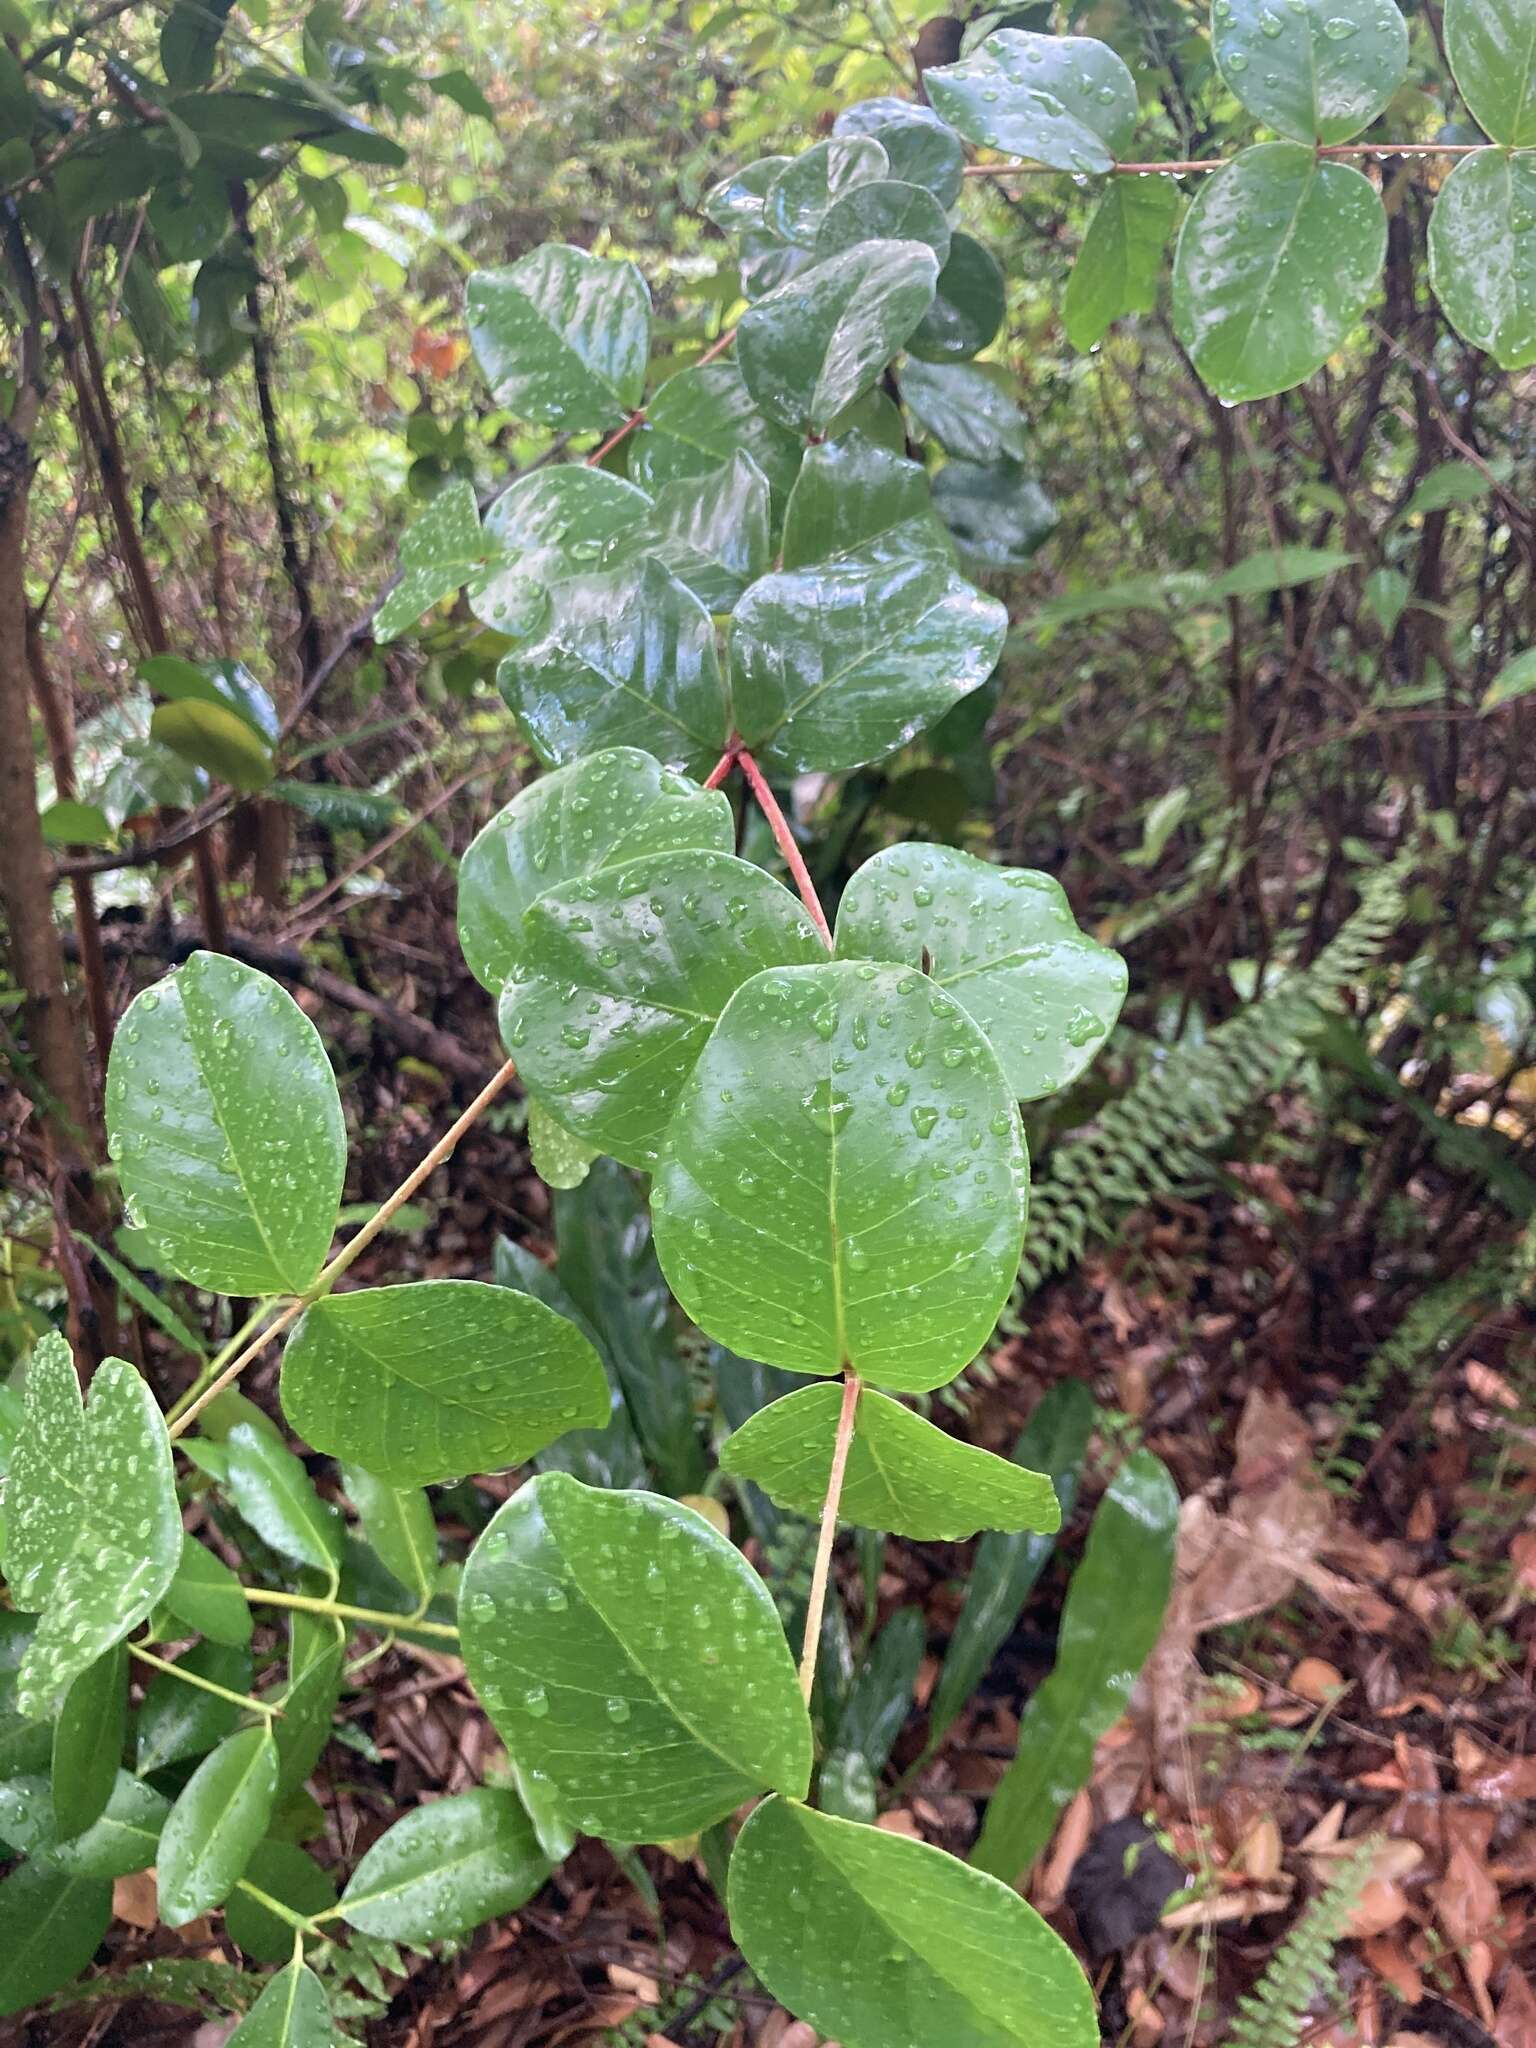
[166,1057,521,1440]
[797,1372,861,1703]
[735,749,834,950]
[963,141,1500,180]
[164,1297,277,1429]
[241,1586,461,1642]
[130,1642,284,1718]
[230,1878,321,1938]
[586,324,737,468]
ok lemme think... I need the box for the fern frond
[1221,1841,1373,2048]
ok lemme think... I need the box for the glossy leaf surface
[972,1449,1179,1881]
[652,962,1028,1390]
[374,480,494,644]
[339,1787,549,1940]
[157,1723,280,1926]
[497,560,731,777]
[527,1102,600,1190]
[502,850,823,1166]
[1428,150,1536,370]
[765,136,889,246]
[223,1422,343,1576]
[837,844,1127,1100]
[1172,144,1385,401]
[135,1641,251,1772]
[0,1863,112,2019]
[226,1959,334,2048]
[1064,176,1180,351]
[52,1642,126,1839]
[282,1280,609,1488]
[106,951,345,1296]
[703,155,790,229]
[834,98,966,207]
[721,1384,1060,1538]
[457,747,732,994]
[342,1464,437,1608]
[927,31,1139,174]
[781,433,947,571]
[164,1532,254,1647]
[1213,0,1408,144]
[908,233,1006,362]
[467,245,650,430]
[815,179,952,265]
[629,360,804,508]
[150,698,273,794]
[898,360,1029,465]
[729,1798,1099,2048]
[931,463,1058,572]
[731,551,1007,776]
[37,1771,169,1879]
[1446,0,1536,144]
[458,1473,811,1841]
[604,451,772,610]
[226,1840,336,1961]
[736,241,940,434]
[471,467,651,640]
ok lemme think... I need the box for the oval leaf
[471,466,651,640]
[907,232,1006,363]
[729,1798,1098,2048]
[135,1641,252,1773]
[458,1472,811,1842]
[150,697,272,794]
[163,1532,254,1647]
[630,359,804,506]
[52,1643,127,1840]
[157,1722,280,1927]
[1213,0,1408,144]
[814,178,952,265]
[338,1786,549,1941]
[1428,149,1536,371]
[898,360,1029,466]
[1063,175,1180,352]
[106,951,345,1295]
[226,1841,337,1961]
[0,1863,112,2019]
[223,1422,343,1576]
[226,1958,334,2048]
[467,244,650,431]
[781,432,947,572]
[833,98,965,208]
[1446,0,1536,145]
[281,1279,609,1488]
[602,450,772,611]
[927,30,1139,174]
[651,961,1028,1391]
[765,136,889,247]
[341,1464,438,1608]
[374,480,496,644]
[720,1383,1061,1539]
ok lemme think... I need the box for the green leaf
[6,1340,181,1719]
[1363,566,1410,636]
[832,1606,926,1781]
[630,360,804,509]
[281,1280,609,1488]
[781,433,948,572]
[604,451,771,610]
[223,1423,343,1576]
[1482,648,1536,710]
[721,1383,1060,1538]
[899,360,1029,465]
[150,699,273,794]
[703,154,791,229]
[496,559,732,778]
[158,1723,280,1927]
[651,961,1028,1391]
[731,549,1007,776]
[927,1379,1095,1749]
[0,1863,112,2018]
[1445,0,1536,144]
[137,654,278,741]
[1401,460,1492,519]
[458,1473,811,1841]
[52,1643,127,1838]
[338,1786,549,1941]
[527,1101,601,1190]
[106,951,345,1295]
[268,1624,344,1801]
[765,136,890,247]
[1063,176,1180,351]
[226,1840,336,1961]
[907,233,1005,363]
[1213,0,1407,144]
[341,1465,437,1608]
[1428,150,1536,371]
[467,245,651,432]
[837,844,1126,1100]
[1209,543,1359,599]
[374,480,493,644]
[814,179,952,266]
[164,1533,255,1647]
[931,461,1058,571]
[502,850,824,1167]
[160,0,233,87]
[972,1449,1178,1881]
[39,1771,169,1879]
[729,1799,1098,2048]
[135,1642,252,1772]
[737,241,940,435]
[38,799,113,848]
[226,1958,334,2047]
[471,467,651,640]
[1172,143,1386,401]
[834,98,966,208]
[458,747,733,994]
[927,30,1139,174]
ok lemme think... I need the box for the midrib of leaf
[511,281,623,424]
[342,1836,505,1917]
[1223,153,1315,374]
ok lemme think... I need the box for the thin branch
[584,325,738,470]
[964,140,1502,179]
[798,1373,860,1702]
[242,1588,460,1642]
[735,749,834,949]
[129,1643,284,1718]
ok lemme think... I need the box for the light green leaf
[1363,566,1410,636]
[0,1863,113,2018]
[781,433,949,572]
[226,1841,336,1961]
[737,241,940,435]
[53,1643,127,1839]
[501,851,824,1167]
[342,1465,438,1608]
[164,1532,254,1647]
[38,1771,170,1879]
[496,560,732,779]
[651,961,1028,1391]
[972,1449,1178,1881]
[898,359,1029,465]
[1209,544,1359,599]
[135,1641,251,1772]
[814,178,952,266]
[834,98,966,208]
[721,1384,1060,1538]
[227,1958,334,2048]
[1173,143,1385,401]
[157,1722,280,1927]
[458,1473,811,1841]
[1445,0,1536,144]
[527,1101,601,1190]
[603,450,771,610]
[338,1786,549,1941]
[729,1799,1098,2048]
[150,698,273,794]
[930,461,1058,572]
[137,654,278,742]
[457,747,733,994]
[907,233,1005,363]
[467,244,651,431]
[836,843,1126,1101]
[766,136,890,246]
[282,1280,609,1489]
[374,481,494,644]
[38,799,114,848]
[630,360,804,509]
[470,467,651,640]
[1428,150,1536,371]
[1213,0,1407,144]
[1063,175,1180,351]
[223,1422,343,1576]
[1482,648,1536,710]
[1402,460,1492,519]
[927,30,1139,174]
[731,550,1007,776]
[106,951,345,1296]
[703,154,791,230]
[6,1340,180,1719]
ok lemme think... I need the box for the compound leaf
[630,360,804,508]
[604,450,772,610]
[781,433,948,572]
[467,244,650,431]
[338,1786,549,1941]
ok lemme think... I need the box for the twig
[798,1373,860,1701]
[963,141,1500,179]
[735,749,834,949]
[583,325,738,471]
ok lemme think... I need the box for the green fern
[1221,1842,1373,2048]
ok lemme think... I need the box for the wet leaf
[930,461,1059,572]
[1428,149,1536,371]
[907,233,1006,362]
[781,432,949,572]
[163,1532,254,1647]
[223,1423,343,1576]
[150,698,273,794]
[341,1465,437,1608]
[703,154,791,229]
[226,1840,336,1961]
[374,480,495,644]
[765,136,890,247]
[1445,0,1536,144]
[226,1958,334,2047]
[470,466,651,640]
[899,359,1029,465]
[603,450,772,610]
[38,1771,169,1879]
[52,1642,127,1839]
[338,1787,549,1941]
[1213,0,1408,144]
[157,1722,279,1926]
[467,244,650,431]
[134,1641,251,1772]
[834,97,966,208]
[629,360,804,509]
[0,1863,112,2018]
[1064,175,1180,351]
[927,30,1139,174]
[814,178,952,265]
[527,1101,601,1190]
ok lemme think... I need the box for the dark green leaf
[226,1958,334,2047]
[158,1723,280,1926]
[472,467,651,640]
[164,1533,254,1647]
[1428,150,1536,371]
[833,1606,926,1776]
[137,655,278,744]
[907,233,1005,362]
[52,1643,127,1839]
[931,460,1058,570]
[927,30,1139,174]
[226,1840,336,1961]
[467,246,651,431]
[0,1863,112,2018]
[160,0,234,86]
[135,1642,252,1773]
[40,1771,170,1879]
[781,433,948,572]
[1445,0,1536,145]
[833,98,966,208]
[1063,176,1180,351]
[223,1423,343,1577]
[703,155,791,229]
[1209,544,1359,599]
[604,451,771,610]
[268,1623,344,1801]
[899,359,1029,465]
[814,179,952,265]
[1214,0,1407,144]
[341,1465,437,1608]
[765,137,890,247]
[631,360,804,510]
[459,1473,811,1841]
[339,1787,548,1941]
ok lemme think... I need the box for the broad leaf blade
[0,1862,113,2018]
[898,360,1029,466]
[931,461,1058,572]
[630,360,804,510]
[1445,0,1536,144]
[814,178,952,265]
[927,31,1138,174]
[157,1722,280,1926]
[1063,176,1179,352]
[467,244,651,431]
[135,1641,252,1772]
[458,1473,812,1841]
[907,232,1005,363]
[1428,150,1536,371]
[227,1958,334,2047]
[38,1771,170,1879]
[834,97,965,208]
[1213,0,1407,144]
[781,432,948,572]
[164,1532,254,1646]
[52,1643,127,1839]
[226,1841,336,1961]
[342,1464,437,1608]
[765,136,889,247]
[223,1423,343,1576]
[471,467,651,640]
[602,451,771,610]
[374,480,494,644]
[338,1786,549,1940]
